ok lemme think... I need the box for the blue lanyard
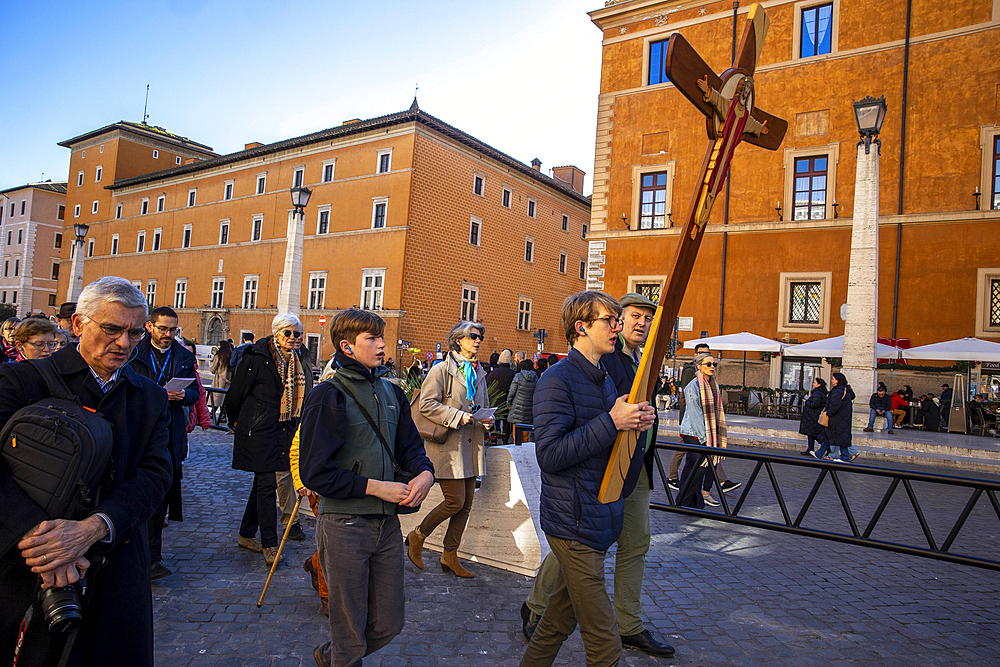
[150,347,172,385]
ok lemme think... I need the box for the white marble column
[66,239,85,302]
[277,209,303,316]
[841,142,880,426]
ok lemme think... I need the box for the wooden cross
[599,3,788,504]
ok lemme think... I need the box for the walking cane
[257,495,302,608]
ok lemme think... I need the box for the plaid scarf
[270,338,306,422]
[697,371,727,464]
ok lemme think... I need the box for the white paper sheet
[163,377,196,391]
[470,406,497,421]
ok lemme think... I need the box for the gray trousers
[315,513,405,667]
[275,470,297,525]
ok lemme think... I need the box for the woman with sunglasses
[12,318,59,361]
[226,313,314,565]
[407,321,490,578]
[677,352,727,508]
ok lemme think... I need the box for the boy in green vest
[299,308,435,667]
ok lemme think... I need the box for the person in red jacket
[182,340,213,432]
[890,389,908,427]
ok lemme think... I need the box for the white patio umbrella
[683,332,786,386]
[784,335,900,359]
[901,337,1000,362]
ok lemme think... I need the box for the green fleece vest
[317,367,402,517]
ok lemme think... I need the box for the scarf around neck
[451,351,477,401]
[271,338,306,422]
[697,371,727,462]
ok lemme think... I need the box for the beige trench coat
[418,352,488,479]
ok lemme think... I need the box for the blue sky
[0,0,603,194]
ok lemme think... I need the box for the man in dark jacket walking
[299,309,434,667]
[229,331,254,369]
[0,277,172,667]
[131,306,198,580]
[521,292,673,658]
[520,291,655,667]
[486,349,516,443]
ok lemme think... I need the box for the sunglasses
[700,362,718,368]
[282,330,302,338]
[467,333,483,341]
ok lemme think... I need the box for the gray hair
[271,313,302,336]
[447,321,485,351]
[693,352,715,369]
[513,350,525,362]
[77,277,147,320]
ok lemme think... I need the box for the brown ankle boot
[440,549,474,578]
[405,527,426,570]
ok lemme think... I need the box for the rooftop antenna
[143,84,150,125]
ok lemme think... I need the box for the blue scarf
[454,352,477,401]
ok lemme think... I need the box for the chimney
[551,166,586,195]
[244,142,263,150]
[342,118,362,125]
[531,158,542,171]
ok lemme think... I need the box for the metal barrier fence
[204,387,231,431]
[650,439,1000,572]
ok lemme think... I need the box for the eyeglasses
[282,330,302,338]
[467,333,483,341]
[700,362,718,368]
[83,316,146,342]
[589,316,624,331]
[152,325,179,335]
[24,340,59,351]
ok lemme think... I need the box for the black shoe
[620,629,675,658]
[286,522,306,541]
[520,601,540,641]
[720,480,741,493]
[667,478,680,492]
[150,562,172,580]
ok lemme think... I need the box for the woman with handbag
[406,321,492,577]
[798,377,828,457]
[677,352,727,508]
[816,372,858,462]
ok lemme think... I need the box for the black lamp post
[853,95,888,155]
[290,186,312,215]
[73,222,89,244]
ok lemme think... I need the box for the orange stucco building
[585,0,1000,378]
[57,103,590,365]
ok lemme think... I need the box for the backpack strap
[326,375,399,473]
[29,357,79,404]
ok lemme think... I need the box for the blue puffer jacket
[533,348,623,551]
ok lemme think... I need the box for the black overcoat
[0,346,171,667]
[131,337,198,466]
[225,337,313,473]
[822,383,856,448]
[798,386,828,438]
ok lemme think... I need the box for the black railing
[651,439,1000,572]
[204,387,231,431]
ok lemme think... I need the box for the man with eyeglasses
[521,292,674,658]
[521,291,656,667]
[0,277,172,666]
[131,306,198,580]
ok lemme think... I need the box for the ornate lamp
[73,222,89,243]
[853,96,888,155]
[290,186,312,214]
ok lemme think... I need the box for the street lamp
[276,187,312,315]
[853,95,888,155]
[65,222,90,302]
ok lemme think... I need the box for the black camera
[39,580,84,634]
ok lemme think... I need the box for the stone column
[277,209,303,316]
[841,143,880,426]
[66,239,85,303]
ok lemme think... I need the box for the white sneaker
[702,493,720,507]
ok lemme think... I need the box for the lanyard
[150,347,172,385]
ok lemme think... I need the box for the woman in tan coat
[406,321,490,577]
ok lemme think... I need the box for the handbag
[818,409,829,427]
[328,376,421,514]
[410,368,453,444]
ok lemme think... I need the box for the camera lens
[40,586,82,634]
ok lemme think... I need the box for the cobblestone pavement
[153,431,1000,666]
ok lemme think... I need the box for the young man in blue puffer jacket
[520,291,656,667]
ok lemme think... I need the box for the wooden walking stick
[257,495,303,608]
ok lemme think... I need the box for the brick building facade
[0,182,68,316]
[58,103,590,365]
[585,0,1000,387]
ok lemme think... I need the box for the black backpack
[0,359,115,522]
